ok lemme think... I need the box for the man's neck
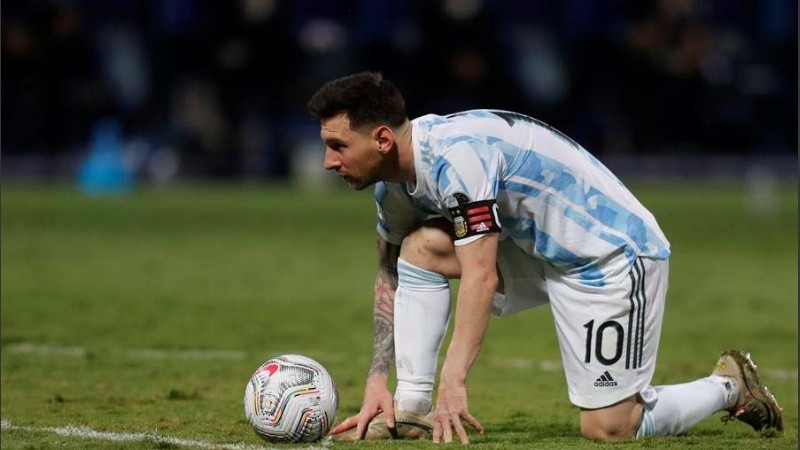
[394,121,416,182]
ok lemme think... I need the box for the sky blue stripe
[398,259,447,287]
[433,156,470,194]
[502,215,605,287]
[504,180,631,249]
[495,146,668,255]
[439,134,475,148]
[374,182,388,203]
[432,136,504,200]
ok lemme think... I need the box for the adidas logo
[594,371,618,387]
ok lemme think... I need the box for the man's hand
[432,379,484,444]
[330,375,395,439]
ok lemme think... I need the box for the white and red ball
[244,354,338,443]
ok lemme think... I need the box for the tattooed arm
[369,237,400,378]
[329,236,401,438]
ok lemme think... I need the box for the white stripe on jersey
[445,142,488,192]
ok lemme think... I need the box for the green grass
[1,180,797,449]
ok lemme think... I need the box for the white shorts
[492,238,668,409]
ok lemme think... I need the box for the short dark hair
[307,72,408,129]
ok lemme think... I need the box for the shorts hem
[569,384,646,410]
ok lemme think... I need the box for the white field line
[4,343,87,357]
[6,344,796,380]
[126,349,247,360]
[489,358,798,381]
[4,343,246,361]
[764,368,798,380]
[490,358,561,371]
[0,420,328,450]
[4,342,348,364]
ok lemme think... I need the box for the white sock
[393,258,451,415]
[637,376,739,436]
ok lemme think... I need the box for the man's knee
[400,219,460,278]
[579,396,642,441]
[580,419,634,441]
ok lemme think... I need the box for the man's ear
[374,126,395,154]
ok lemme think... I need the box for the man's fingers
[330,415,358,435]
[451,413,470,444]
[441,417,453,444]
[462,412,484,434]
[432,418,443,444]
[355,414,372,440]
[381,402,396,429]
[431,410,482,445]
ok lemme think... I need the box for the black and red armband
[448,195,502,241]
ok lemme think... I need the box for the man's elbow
[471,270,498,294]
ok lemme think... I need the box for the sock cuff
[707,375,739,409]
[396,380,435,393]
[636,408,656,438]
[397,258,448,289]
[394,388,433,415]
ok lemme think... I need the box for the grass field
[1,180,797,449]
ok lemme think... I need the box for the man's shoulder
[414,109,540,123]
[413,110,501,126]
[414,109,542,139]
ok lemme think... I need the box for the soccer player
[307,72,783,443]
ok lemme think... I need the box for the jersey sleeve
[374,182,435,245]
[434,141,503,246]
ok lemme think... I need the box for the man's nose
[323,148,340,170]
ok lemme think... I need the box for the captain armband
[448,198,502,241]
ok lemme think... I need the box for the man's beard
[349,177,377,191]
[341,174,377,191]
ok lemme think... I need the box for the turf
[1,180,797,449]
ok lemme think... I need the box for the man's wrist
[440,363,468,384]
[366,373,389,386]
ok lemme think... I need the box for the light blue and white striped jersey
[375,110,670,282]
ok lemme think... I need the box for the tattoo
[369,306,393,376]
[368,239,400,377]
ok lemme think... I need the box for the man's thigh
[400,218,461,278]
[491,237,551,316]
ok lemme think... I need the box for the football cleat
[331,410,433,441]
[712,350,783,433]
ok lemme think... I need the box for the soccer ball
[243,354,338,443]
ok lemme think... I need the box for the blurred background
[1,0,797,188]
